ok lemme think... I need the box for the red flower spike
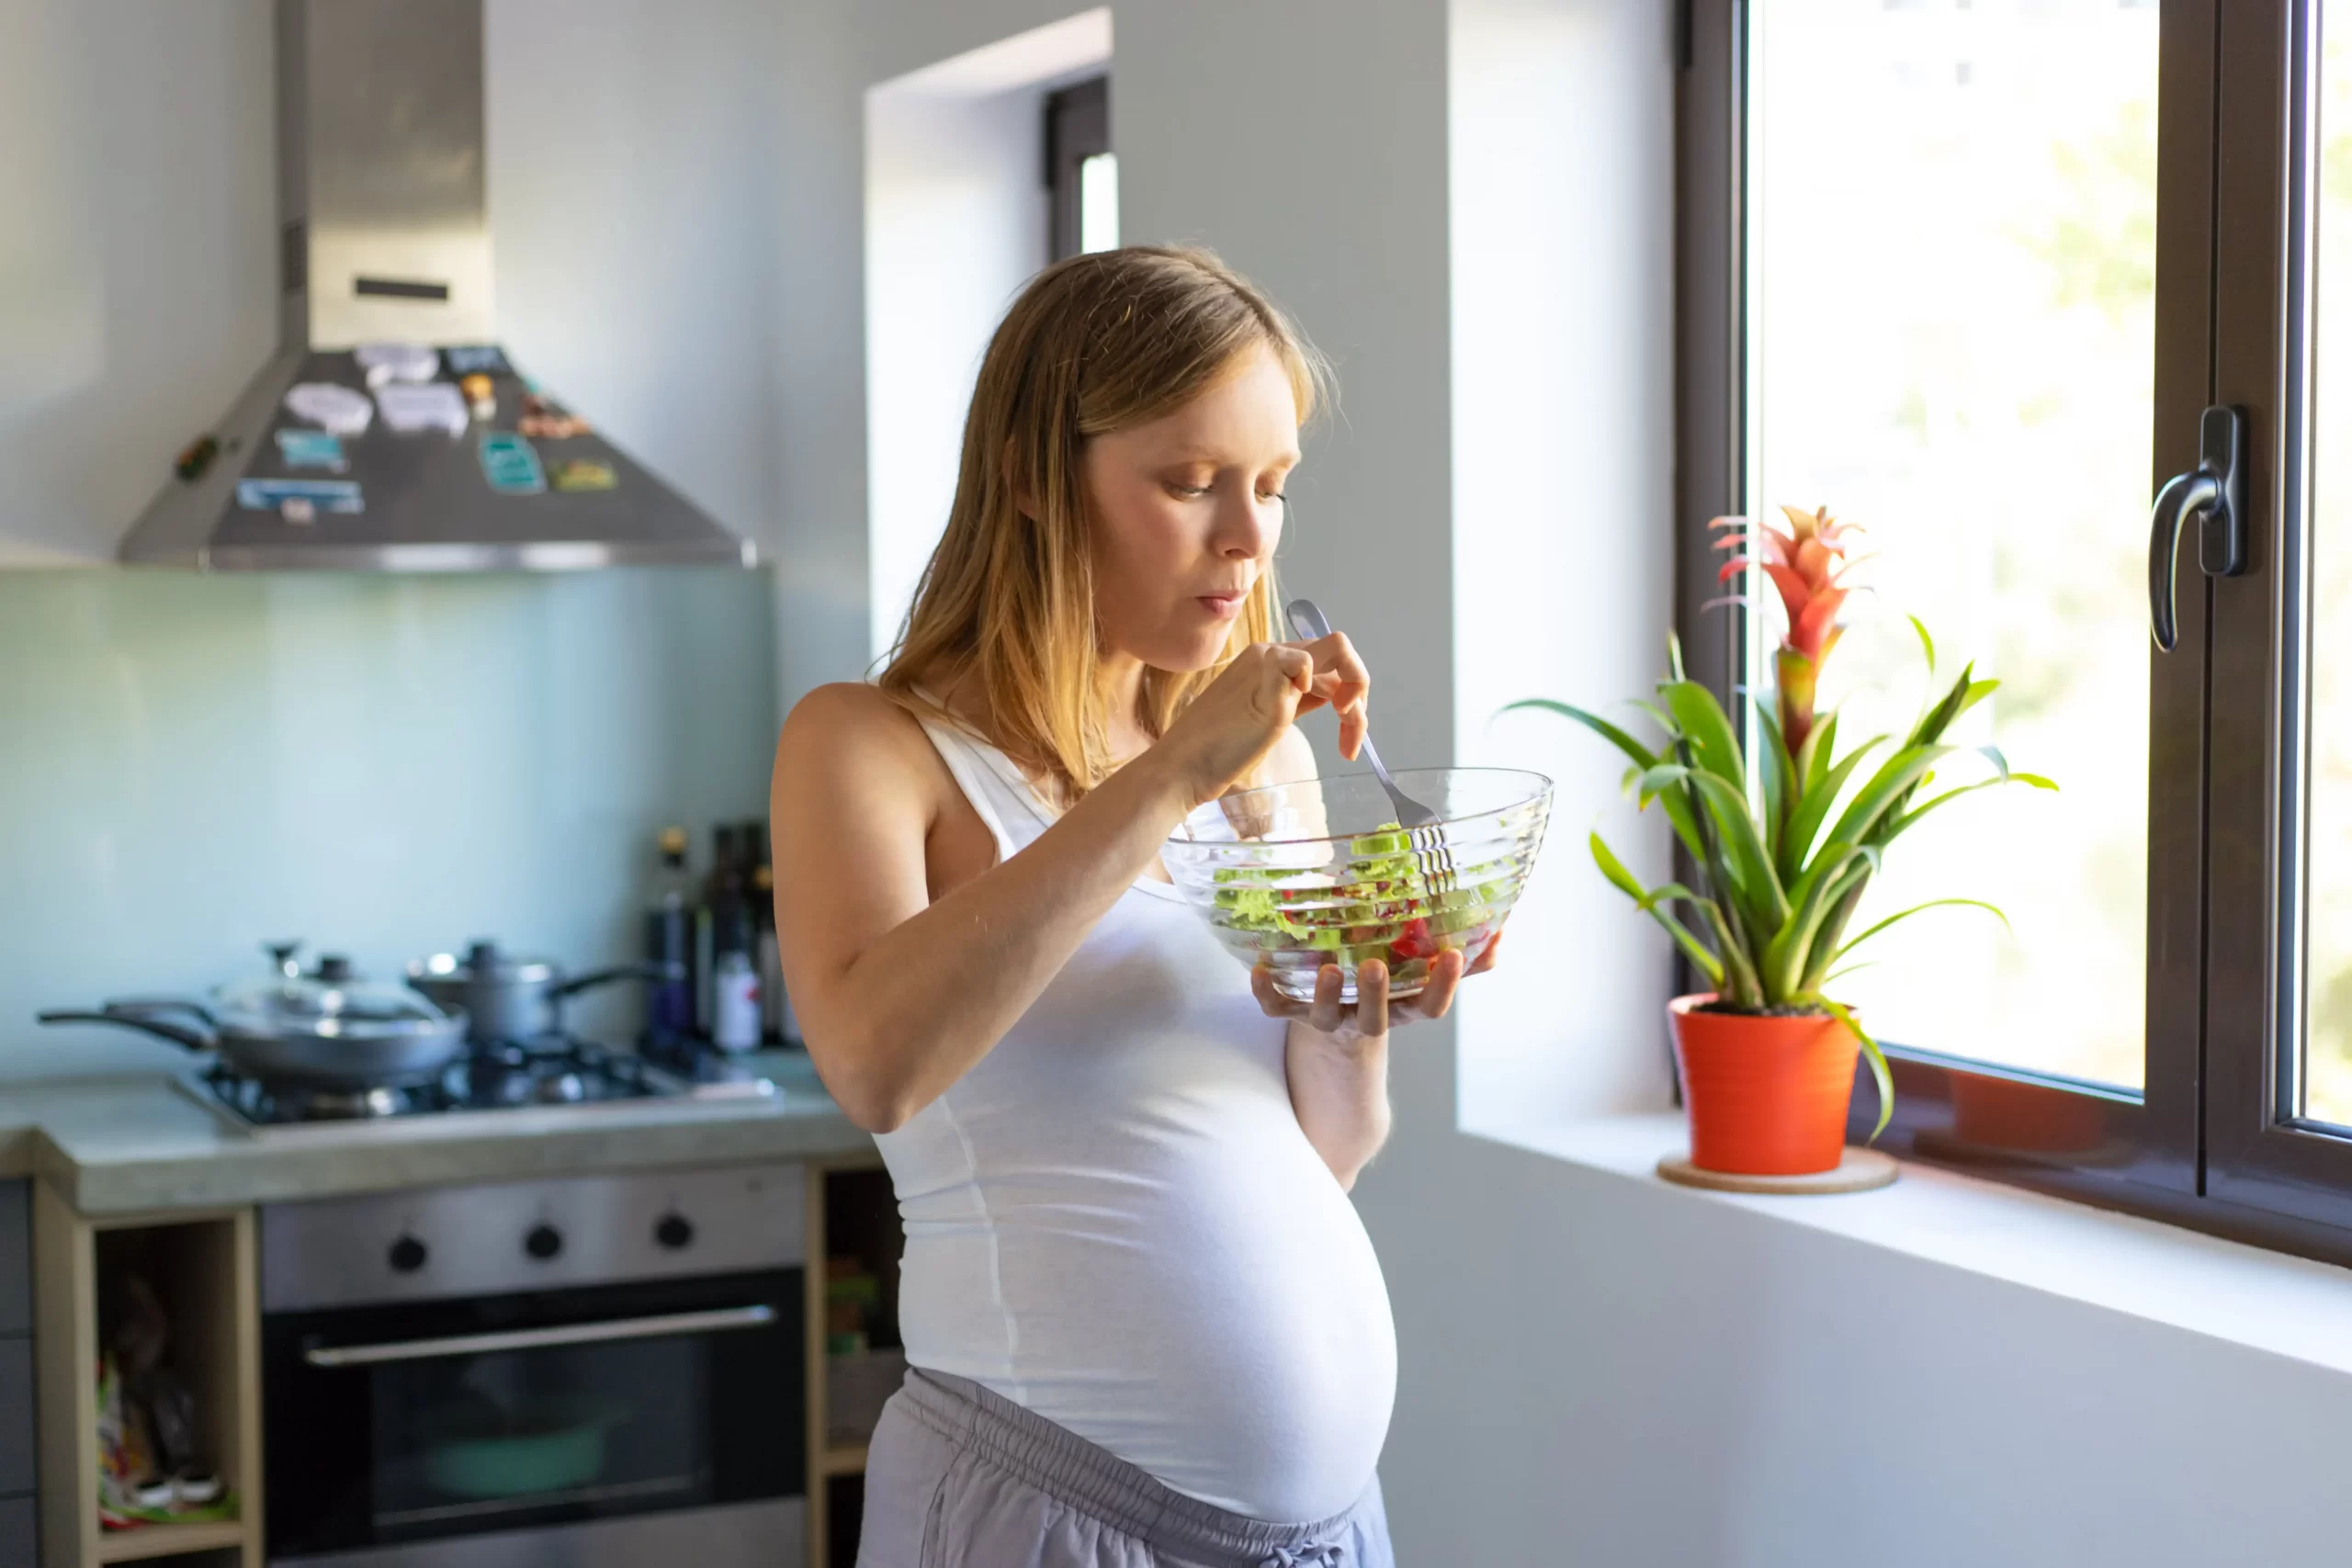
[1713,506,1860,750]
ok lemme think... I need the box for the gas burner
[280,1085,405,1120]
[193,1030,768,1132]
[202,1066,433,1127]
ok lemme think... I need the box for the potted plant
[1515,506,2055,1176]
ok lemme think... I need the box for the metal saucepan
[406,940,680,1045]
[38,944,471,1093]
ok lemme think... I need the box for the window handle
[2149,405,2246,651]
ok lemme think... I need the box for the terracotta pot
[1668,993,1859,1175]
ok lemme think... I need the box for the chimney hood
[121,0,755,572]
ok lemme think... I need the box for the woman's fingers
[1306,963,1348,1034]
[1353,959,1390,1037]
[1275,633,1372,755]
[1466,931,1504,976]
[1266,643,1317,697]
[1317,632,1371,761]
[1401,948,1466,1022]
[1252,963,1307,1020]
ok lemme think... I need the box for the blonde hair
[877,244,1330,802]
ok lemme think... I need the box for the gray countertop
[0,1034,875,1215]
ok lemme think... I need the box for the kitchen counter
[0,1037,874,1215]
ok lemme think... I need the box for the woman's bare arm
[773,640,1365,1133]
[771,684,1193,1132]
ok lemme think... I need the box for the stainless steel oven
[260,1165,804,1566]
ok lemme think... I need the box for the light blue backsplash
[0,568,777,1070]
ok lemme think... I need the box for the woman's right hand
[1152,635,1370,809]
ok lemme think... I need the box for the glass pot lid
[215,949,456,1040]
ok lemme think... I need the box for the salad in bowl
[1164,767,1553,1003]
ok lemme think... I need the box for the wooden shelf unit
[35,1190,264,1568]
[92,1518,248,1563]
[805,1156,901,1568]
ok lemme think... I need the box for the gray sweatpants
[855,1369,1396,1568]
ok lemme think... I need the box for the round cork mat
[1656,1147,1899,1195]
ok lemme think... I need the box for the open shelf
[36,1194,263,1568]
[94,1519,248,1562]
[805,1157,899,1568]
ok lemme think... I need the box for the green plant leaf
[1799,873,1876,992]
[1757,708,1797,861]
[1810,993,1894,1142]
[1822,743,1954,853]
[1501,699,1658,772]
[1764,842,1882,998]
[1832,897,2010,964]
[1697,897,1762,1007]
[1882,768,2061,841]
[1650,764,1790,942]
[1907,664,1979,748]
[1661,681,1747,788]
[1779,735,1885,878]
[1796,709,1841,797]
[1589,832,1724,987]
[1908,615,1936,676]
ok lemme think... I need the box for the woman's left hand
[1251,935,1504,1048]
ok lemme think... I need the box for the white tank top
[876,715,1397,1521]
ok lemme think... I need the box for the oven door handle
[300,1303,778,1368]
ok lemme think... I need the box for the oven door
[264,1269,802,1566]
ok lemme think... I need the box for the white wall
[1450,0,1679,1128]
[771,1,2352,1563]
[0,0,276,566]
[487,0,785,550]
[864,11,1108,665]
[0,0,785,569]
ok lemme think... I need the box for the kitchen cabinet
[0,1181,28,1337]
[0,1179,35,1567]
[0,1495,36,1568]
[0,1337,33,1498]
[805,1159,904,1568]
[35,1190,261,1568]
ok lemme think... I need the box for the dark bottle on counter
[749,822,797,1046]
[695,824,751,1036]
[642,826,695,1045]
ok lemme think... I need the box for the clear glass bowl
[1165,767,1553,1003]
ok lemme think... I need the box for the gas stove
[189,1033,778,1134]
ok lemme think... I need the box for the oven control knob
[388,1235,428,1274]
[525,1224,564,1261]
[655,1213,695,1251]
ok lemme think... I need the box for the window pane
[1747,0,2157,1089]
[1080,152,1119,254]
[2301,3,2352,1123]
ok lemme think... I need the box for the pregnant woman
[773,246,1492,1568]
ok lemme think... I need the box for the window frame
[1044,75,1110,263]
[1674,0,2352,1267]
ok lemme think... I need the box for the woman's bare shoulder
[777,683,943,785]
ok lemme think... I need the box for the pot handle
[36,1009,215,1055]
[100,997,220,1028]
[551,961,685,1000]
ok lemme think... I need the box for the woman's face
[1081,343,1300,674]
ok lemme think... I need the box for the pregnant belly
[896,1130,1398,1522]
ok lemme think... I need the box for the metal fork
[1283,598,1456,889]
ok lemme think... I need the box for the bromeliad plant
[1513,505,2055,1134]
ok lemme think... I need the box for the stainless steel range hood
[121,0,755,572]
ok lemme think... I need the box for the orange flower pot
[1668,993,1860,1176]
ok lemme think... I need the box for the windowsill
[1469,1111,2352,1377]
